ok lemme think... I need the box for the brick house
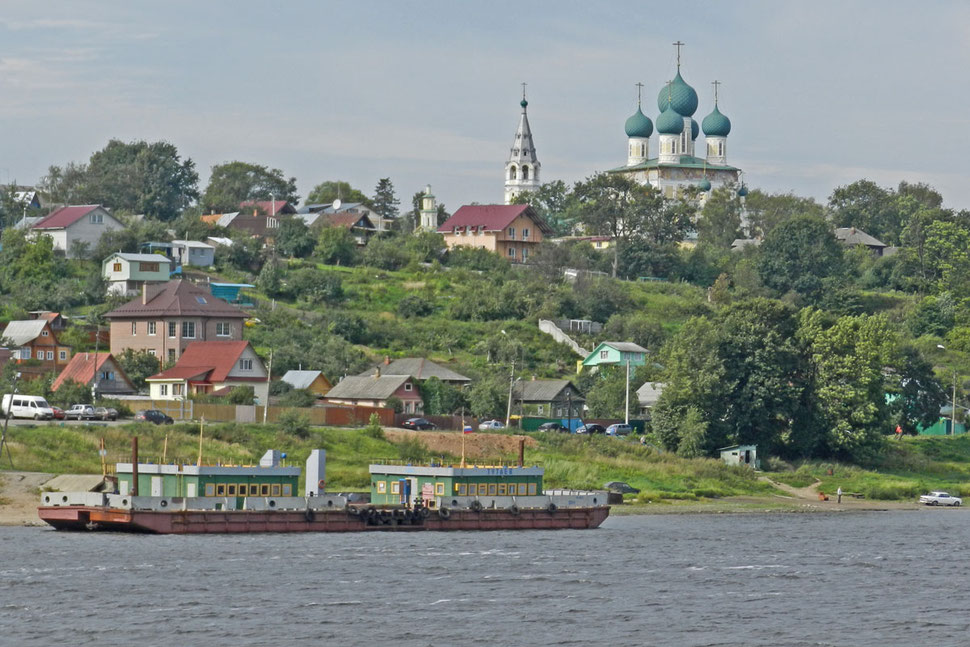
[0,320,72,375]
[324,374,423,414]
[103,280,247,364]
[30,205,124,258]
[145,340,269,402]
[52,352,136,395]
[437,204,553,263]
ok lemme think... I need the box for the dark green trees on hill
[202,161,299,212]
[755,215,843,300]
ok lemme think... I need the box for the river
[1,510,967,646]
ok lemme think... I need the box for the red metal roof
[146,340,253,384]
[31,205,102,230]
[52,352,134,392]
[437,204,553,234]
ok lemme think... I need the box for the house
[437,204,553,263]
[719,444,759,469]
[102,252,173,296]
[636,382,665,416]
[145,340,269,402]
[582,341,648,369]
[239,200,297,217]
[200,212,240,228]
[324,374,423,414]
[511,379,584,419]
[52,352,136,396]
[103,279,248,364]
[834,227,887,256]
[300,201,388,231]
[280,370,333,398]
[29,205,124,258]
[298,210,377,244]
[1,320,72,373]
[27,311,68,332]
[202,203,291,240]
[170,240,215,267]
[730,238,761,252]
[357,357,471,386]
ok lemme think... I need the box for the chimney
[531,375,536,381]
[374,367,381,378]
[384,355,390,366]
[142,282,148,305]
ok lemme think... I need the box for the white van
[1,394,54,420]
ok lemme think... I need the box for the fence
[393,413,479,431]
[120,399,394,427]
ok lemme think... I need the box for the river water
[1,510,968,646]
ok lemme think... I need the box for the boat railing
[370,457,542,468]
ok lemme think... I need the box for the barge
[38,445,610,534]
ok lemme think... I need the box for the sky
[1,1,969,212]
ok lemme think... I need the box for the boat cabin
[369,463,543,507]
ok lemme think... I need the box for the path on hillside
[760,475,823,500]
[759,475,921,511]
[0,472,52,526]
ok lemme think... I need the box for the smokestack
[131,436,139,496]
[518,438,525,468]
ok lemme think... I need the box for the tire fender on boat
[438,506,451,520]
[547,502,557,513]
[508,504,520,515]
[304,508,316,522]
[470,500,483,512]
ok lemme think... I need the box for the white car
[479,419,505,431]
[919,491,962,506]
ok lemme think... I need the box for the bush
[364,413,385,440]
[397,436,429,462]
[397,294,434,318]
[279,409,311,439]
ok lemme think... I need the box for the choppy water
[1,510,968,646]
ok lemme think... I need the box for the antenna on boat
[197,416,205,466]
[99,437,107,477]
[162,433,168,464]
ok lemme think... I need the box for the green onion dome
[737,185,748,197]
[624,108,654,138]
[702,105,731,137]
[691,118,699,140]
[698,179,712,192]
[656,103,684,135]
[656,72,698,117]
[520,98,528,108]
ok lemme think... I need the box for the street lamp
[938,344,957,436]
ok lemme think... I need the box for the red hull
[37,506,610,534]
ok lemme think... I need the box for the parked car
[1,394,54,420]
[604,481,641,494]
[537,422,568,433]
[605,423,633,437]
[479,419,505,431]
[64,404,97,420]
[95,406,118,421]
[919,491,962,506]
[135,409,174,425]
[575,424,606,435]
[50,406,65,420]
[401,417,436,430]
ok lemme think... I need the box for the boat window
[457,483,467,495]
[469,484,477,496]
[435,482,445,496]
[377,481,387,494]
[238,483,248,496]
[216,484,226,496]
[260,484,270,496]
[518,484,527,495]
[488,484,497,496]
[249,484,259,496]
[227,484,237,496]
[205,483,215,496]
[271,484,281,496]
[498,483,507,495]
[282,484,292,496]
[528,483,537,495]
[391,481,400,495]
[479,483,488,496]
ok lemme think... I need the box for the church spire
[504,84,540,204]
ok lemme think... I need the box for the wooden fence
[120,399,394,427]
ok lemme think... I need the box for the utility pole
[263,349,273,424]
[952,373,958,436]
[505,358,516,428]
[624,358,631,425]
[0,372,19,468]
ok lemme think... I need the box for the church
[607,43,743,200]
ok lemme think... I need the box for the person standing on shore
[837,486,843,504]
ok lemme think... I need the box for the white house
[145,340,269,403]
[171,240,215,267]
[102,252,173,296]
[30,205,124,258]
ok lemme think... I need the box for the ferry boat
[37,446,610,534]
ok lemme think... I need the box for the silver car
[919,491,962,506]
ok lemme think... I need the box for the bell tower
[504,83,541,204]
[419,185,438,231]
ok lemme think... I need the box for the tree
[511,180,576,236]
[275,217,314,258]
[585,364,641,418]
[38,162,88,206]
[82,139,199,220]
[314,226,359,266]
[117,349,160,391]
[51,379,89,408]
[888,346,947,435]
[372,178,400,224]
[420,377,466,415]
[828,180,899,244]
[202,161,298,212]
[306,180,371,207]
[256,256,286,297]
[697,186,743,249]
[287,268,344,305]
[677,407,708,458]
[468,372,508,419]
[743,189,823,238]
[756,214,844,300]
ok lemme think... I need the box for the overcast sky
[2,1,969,212]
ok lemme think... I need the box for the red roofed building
[239,200,297,217]
[52,352,136,395]
[30,205,124,258]
[104,280,247,364]
[437,204,552,263]
[145,340,269,402]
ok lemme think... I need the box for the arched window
[521,165,529,180]
[509,165,517,180]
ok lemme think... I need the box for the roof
[731,239,761,251]
[600,341,648,353]
[513,379,583,403]
[358,358,471,383]
[281,370,326,390]
[103,252,173,265]
[317,212,376,230]
[206,236,233,247]
[325,374,412,400]
[834,227,886,248]
[14,216,43,230]
[201,212,240,227]
[1,320,50,346]
[171,240,215,250]
[607,155,739,173]
[239,200,295,216]
[31,205,103,230]
[146,341,253,383]
[52,353,134,392]
[104,279,247,320]
[636,382,665,407]
[438,204,553,235]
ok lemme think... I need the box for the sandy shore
[0,472,53,527]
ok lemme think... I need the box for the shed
[281,369,333,397]
[719,444,759,469]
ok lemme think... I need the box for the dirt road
[0,471,52,526]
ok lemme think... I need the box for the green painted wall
[369,471,543,505]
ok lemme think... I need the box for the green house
[369,464,544,507]
[582,341,648,368]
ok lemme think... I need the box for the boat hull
[37,505,610,534]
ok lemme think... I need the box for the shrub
[279,409,311,439]
[364,413,385,440]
